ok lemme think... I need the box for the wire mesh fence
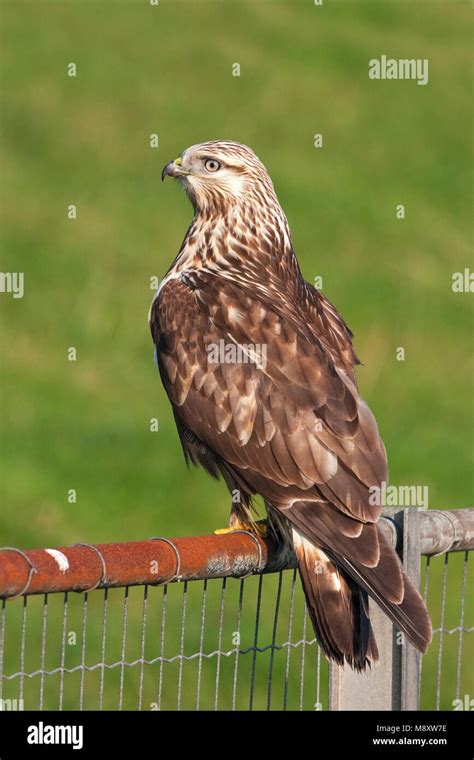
[419,550,472,711]
[0,509,472,711]
[0,572,326,711]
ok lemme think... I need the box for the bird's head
[161,140,276,214]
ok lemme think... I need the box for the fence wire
[419,550,473,711]
[0,569,326,711]
[0,514,472,711]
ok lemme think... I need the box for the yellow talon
[214,520,268,537]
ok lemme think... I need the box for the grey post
[329,507,422,710]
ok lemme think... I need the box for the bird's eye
[204,158,221,173]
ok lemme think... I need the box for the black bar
[0,709,472,756]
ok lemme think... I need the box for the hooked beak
[161,156,184,182]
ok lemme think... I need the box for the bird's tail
[292,522,432,671]
[293,530,378,670]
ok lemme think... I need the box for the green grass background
[0,0,472,710]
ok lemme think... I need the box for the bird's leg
[213,495,268,537]
[254,519,269,537]
[214,518,269,537]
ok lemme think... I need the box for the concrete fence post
[329,508,422,711]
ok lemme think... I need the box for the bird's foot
[214,519,269,537]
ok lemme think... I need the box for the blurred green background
[0,0,472,710]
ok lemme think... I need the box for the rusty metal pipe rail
[0,531,289,599]
[0,509,472,599]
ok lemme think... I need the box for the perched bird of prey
[151,140,432,670]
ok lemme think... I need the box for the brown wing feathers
[151,272,432,667]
